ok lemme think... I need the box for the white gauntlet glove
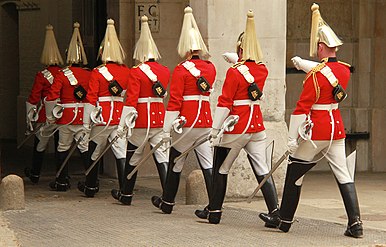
[291,56,319,73]
[287,137,299,154]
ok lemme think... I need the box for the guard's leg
[259,156,316,232]
[78,141,100,197]
[152,152,168,190]
[338,182,363,238]
[49,150,70,191]
[194,146,231,224]
[111,142,137,205]
[249,152,279,228]
[151,147,182,214]
[115,158,126,190]
[25,137,45,184]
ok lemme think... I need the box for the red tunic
[86,63,130,126]
[217,61,268,134]
[293,58,350,140]
[46,66,91,125]
[125,61,170,128]
[27,66,61,123]
[166,57,216,128]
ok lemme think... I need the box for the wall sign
[135,3,160,33]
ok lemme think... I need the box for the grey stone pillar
[190,0,287,198]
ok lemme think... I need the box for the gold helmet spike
[177,6,209,58]
[310,3,343,57]
[133,15,161,62]
[40,24,64,66]
[98,19,126,64]
[67,22,88,65]
[241,10,263,62]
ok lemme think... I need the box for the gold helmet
[98,19,126,64]
[133,15,161,62]
[67,22,88,65]
[177,6,209,58]
[40,24,64,66]
[239,10,263,62]
[310,3,343,57]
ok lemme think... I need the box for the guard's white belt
[137,97,163,103]
[233,99,260,106]
[60,103,85,108]
[98,96,124,102]
[311,103,339,111]
[183,95,209,101]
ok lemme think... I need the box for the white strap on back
[182,61,201,78]
[97,66,114,81]
[62,67,78,86]
[139,63,158,82]
[320,65,338,87]
[236,65,254,84]
[41,69,54,84]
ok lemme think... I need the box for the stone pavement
[0,172,386,247]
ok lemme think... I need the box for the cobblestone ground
[2,176,386,247]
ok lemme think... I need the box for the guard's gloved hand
[117,125,128,139]
[287,137,298,154]
[209,128,221,147]
[291,56,319,73]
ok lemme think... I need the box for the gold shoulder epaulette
[231,61,244,68]
[338,61,351,67]
[310,63,326,73]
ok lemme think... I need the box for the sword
[84,128,126,176]
[17,123,48,149]
[246,150,290,203]
[56,132,86,178]
[173,133,210,163]
[126,117,187,180]
[85,111,137,176]
[126,139,165,180]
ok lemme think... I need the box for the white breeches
[89,126,127,160]
[293,138,353,184]
[217,131,270,175]
[57,125,89,153]
[172,128,213,173]
[128,128,168,166]
[35,123,57,152]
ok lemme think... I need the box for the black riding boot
[115,158,126,190]
[25,137,45,184]
[152,153,168,190]
[151,147,181,214]
[78,141,99,197]
[256,175,279,228]
[192,150,214,219]
[195,146,230,224]
[49,150,70,191]
[338,182,363,238]
[248,154,280,228]
[80,150,90,170]
[259,156,316,232]
[111,142,137,205]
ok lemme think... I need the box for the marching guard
[78,19,131,198]
[151,6,216,214]
[259,3,363,238]
[195,10,279,225]
[24,24,63,184]
[111,15,170,205]
[44,22,91,191]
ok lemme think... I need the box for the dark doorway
[72,0,107,69]
[0,3,19,140]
